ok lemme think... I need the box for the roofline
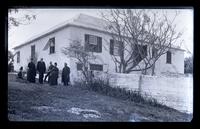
[13,23,185,52]
[13,24,70,50]
[170,47,185,51]
[13,21,110,50]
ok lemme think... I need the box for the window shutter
[43,39,51,51]
[143,45,147,57]
[166,51,172,64]
[97,37,102,52]
[90,64,103,71]
[77,63,83,71]
[110,39,114,55]
[31,45,35,58]
[49,37,55,54]
[85,34,89,51]
[17,51,20,63]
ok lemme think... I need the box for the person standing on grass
[17,66,24,79]
[62,63,70,86]
[37,58,46,84]
[44,61,54,83]
[49,62,59,86]
[27,58,36,83]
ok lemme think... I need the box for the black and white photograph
[8,8,193,122]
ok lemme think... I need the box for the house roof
[13,13,185,52]
[13,13,109,50]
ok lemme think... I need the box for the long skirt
[27,70,35,83]
[49,74,58,85]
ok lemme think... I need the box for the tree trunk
[122,64,126,73]
[138,75,142,94]
[151,63,155,76]
[143,64,148,75]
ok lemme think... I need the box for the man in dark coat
[49,62,59,86]
[62,63,70,86]
[27,58,36,83]
[44,61,54,83]
[37,58,46,84]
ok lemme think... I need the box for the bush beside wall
[74,78,171,110]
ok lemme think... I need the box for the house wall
[13,27,71,73]
[67,26,117,82]
[154,49,184,74]
[13,25,185,84]
[67,26,185,79]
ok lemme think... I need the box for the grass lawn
[8,73,192,122]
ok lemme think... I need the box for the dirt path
[8,73,192,122]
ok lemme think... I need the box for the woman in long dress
[27,58,36,83]
[49,62,59,86]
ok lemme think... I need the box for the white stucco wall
[109,73,140,91]
[68,26,185,76]
[67,26,117,82]
[13,27,71,72]
[107,73,193,113]
[14,45,32,71]
[154,49,184,74]
[141,74,193,113]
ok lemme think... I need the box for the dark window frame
[110,39,122,56]
[152,47,158,57]
[77,63,83,71]
[166,51,172,64]
[49,37,55,54]
[17,51,20,63]
[85,34,102,53]
[31,45,35,58]
[90,64,103,71]
[134,44,147,57]
[132,44,147,64]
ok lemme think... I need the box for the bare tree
[62,39,97,84]
[8,8,36,30]
[101,9,183,75]
[8,50,14,64]
[8,50,14,72]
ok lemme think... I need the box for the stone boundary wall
[107,73,193,113]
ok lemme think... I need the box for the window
[17,51,20,63]
[49,37,55,54]
[133,44,147,63]
[89,35,97,45]
[85,34,102,53]
[166,51,172,64]
[152,48,158,57]
[90,64,103,71]
[77,63,83,71]
[31,45,35,58]
[140,45,147,57]
[110,39,121,56]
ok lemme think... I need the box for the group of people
[17,58,70,86]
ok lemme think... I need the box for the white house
[13,14,185,83]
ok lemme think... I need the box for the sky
[8,8,193,57]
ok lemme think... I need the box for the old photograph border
[1,0,200,128]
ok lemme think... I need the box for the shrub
[75,78,169,108]
[184,56,193,74]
